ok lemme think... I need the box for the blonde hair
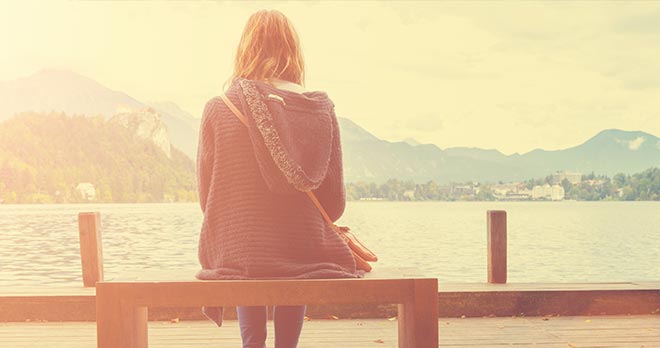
[230,10,305,86]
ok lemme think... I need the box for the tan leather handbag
[220,93,378,272]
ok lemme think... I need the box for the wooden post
[398,278,439,348]
[97,284,148,348]
[78,212,104,287]
[487,210,507,284]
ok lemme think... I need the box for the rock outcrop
[111,106,171,158]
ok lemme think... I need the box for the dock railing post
[78,212,104,287]
[487,210,507,284]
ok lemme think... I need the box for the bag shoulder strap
[219,93,337,227]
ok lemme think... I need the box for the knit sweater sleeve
[312,114,346,222]
[196,99,217,214]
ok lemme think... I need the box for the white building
[532,184,564,201]
[76,182,96,201]
[492,183,531,200]
[532,185,547,199]
[491,183,518,197]
[551,185,565,201]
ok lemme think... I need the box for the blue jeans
[236,305,306,348]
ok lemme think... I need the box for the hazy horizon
[2,1,660,155]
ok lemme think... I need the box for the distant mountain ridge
[0,69,144,118]
[2,69,659,184]
[339,118,660,183]
[0,69,200,159]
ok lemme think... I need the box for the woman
[195,9,363,348]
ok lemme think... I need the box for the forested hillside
[0,112,196,203]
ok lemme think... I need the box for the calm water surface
[1,201,659,287]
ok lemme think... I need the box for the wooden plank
[1,316,658,348]
[105,267,424,282]
[2,281,657,322]
[78,212,103,287]
[2,280,658,296]
[437,281,660,292]
[1,281,658,322]
[0,287,96,297]
[487,210,507,284]
[98,278,420,307]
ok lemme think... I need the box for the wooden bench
[96,268,438,348]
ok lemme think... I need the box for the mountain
[338,118,444,183]
[148,101,200,157]
[403,137,421,146]
[149,101,200,130]
[338,118,528,184]
[516,129,660,178]
[0,69,143,118]
[338,119,660,184]
[2,69,659,185]
[443,147,509,163]
[0,69,200,159]
[0,112,196,203]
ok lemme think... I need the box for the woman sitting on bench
[195,9,363,348]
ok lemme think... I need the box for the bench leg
[97,286,148,348]
[97,286,121,348]
[125,306,148,348]
[398,279,438,348]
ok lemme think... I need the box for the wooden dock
[2,281,658,322]
[2,212,658,347]
[1,315,659,347]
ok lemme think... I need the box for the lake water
[1,201,659,287]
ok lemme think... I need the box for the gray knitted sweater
[195,78,362,326]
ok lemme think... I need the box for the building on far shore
[76,182,96,201]
[452,185,476,196]
[532,184,565,201]
[491,183,532,200]
[552,171,582,185]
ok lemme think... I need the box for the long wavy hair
[230,10,305,87]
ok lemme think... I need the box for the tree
[0,112,195,203]
[613,173,627,188]
[561,178,572,194]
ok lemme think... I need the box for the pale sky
[1,1,660,155]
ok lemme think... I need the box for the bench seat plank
[96,268,439,348]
